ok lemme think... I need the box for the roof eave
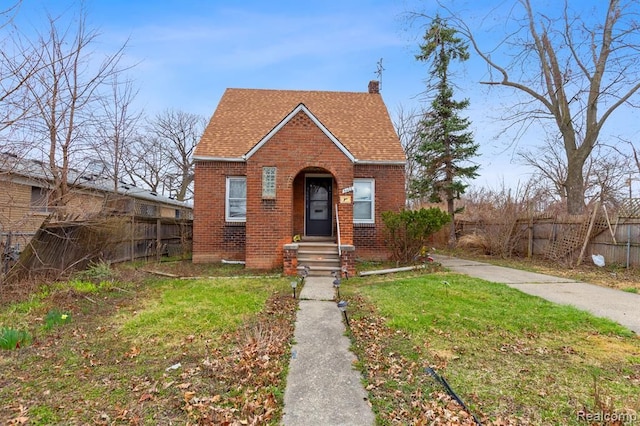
[354,159,406,165]
[193,156,246,162]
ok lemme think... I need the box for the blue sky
[10,0,640,195]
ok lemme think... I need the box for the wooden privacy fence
[5,215,192,280]
[456,199,640,268]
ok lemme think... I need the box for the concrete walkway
[282,276,375,426]
[433,255,640,334]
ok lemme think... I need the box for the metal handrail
[335,203,341,257]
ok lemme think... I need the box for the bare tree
[123,133,170,194]
[0,1,42,136]
[394,105,424,206]
[19,9,127,217]
[611,139,640,177]
[519,138,569,205]
[93,75,141,192]
[419,0,640,215]
[145,109,205,201]
[519,138,631,209]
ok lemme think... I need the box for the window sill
[354,222,375,227]
[225,221,246,226]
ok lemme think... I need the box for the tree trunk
[447,198,456,247]
[565,157,586,215]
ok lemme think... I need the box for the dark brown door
[305,177,332,236]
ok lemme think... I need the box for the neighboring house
[0,152,193,253]
[192,81,406,275]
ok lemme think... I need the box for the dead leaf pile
[182,293,297,425]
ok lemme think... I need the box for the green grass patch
[0,271,293,425]
[43,309,72,330]
[0,327,32,350]
[362,273,632,337]
[121,278,282,349]
[347,272,640,424]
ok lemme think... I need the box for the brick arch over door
[291,167,342,238]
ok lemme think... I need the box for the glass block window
[262,167,276,199]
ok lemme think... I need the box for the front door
[305,177,332,236]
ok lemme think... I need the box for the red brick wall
[354,164,405,260]
[292,176,305,236]
[193,161,246,263]
[245,111,354,269]
[192,112,406,268]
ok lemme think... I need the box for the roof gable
[194,88,406,163]
[244,103,355,162]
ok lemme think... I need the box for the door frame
[304,174,333,237]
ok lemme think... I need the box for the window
[30,187,48,212]
[139,203,157,217]
[262,167,276,199]
[226,177,247,222]
[353,179,374,223]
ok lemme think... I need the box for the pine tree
[411,16,480,246]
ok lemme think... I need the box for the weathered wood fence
[4,215,192,280]
[457,205,640,268]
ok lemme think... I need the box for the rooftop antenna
[375,57,384,91]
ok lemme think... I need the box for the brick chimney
[368,80,380,94]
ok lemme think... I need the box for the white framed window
[353,178,374,223]
[226,177,246,222]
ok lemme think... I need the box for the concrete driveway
[433,255,640,334]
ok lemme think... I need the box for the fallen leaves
[124,345,141,358]
[348,294,486,425]
[7,404,29,425]
[180,293,297,425]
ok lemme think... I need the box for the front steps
[296,240,340,277]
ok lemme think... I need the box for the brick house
[192,81,406,275]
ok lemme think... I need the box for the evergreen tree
[411,16,480,246]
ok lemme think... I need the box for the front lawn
[2,260,639,425]
[0,270,296,425]
[344,271,640,425]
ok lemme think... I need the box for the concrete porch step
[297,264,341,277]
[296,242,340,277]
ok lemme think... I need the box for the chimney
[368,80,380,94]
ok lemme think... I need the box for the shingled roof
[194,87,406,163]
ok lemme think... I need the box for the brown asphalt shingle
[194,88,405,162]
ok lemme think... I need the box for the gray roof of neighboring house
[0,152,192,209]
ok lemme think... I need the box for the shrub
[382,208,451,263]
[0,327,32,350]
[78,260,116,284]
